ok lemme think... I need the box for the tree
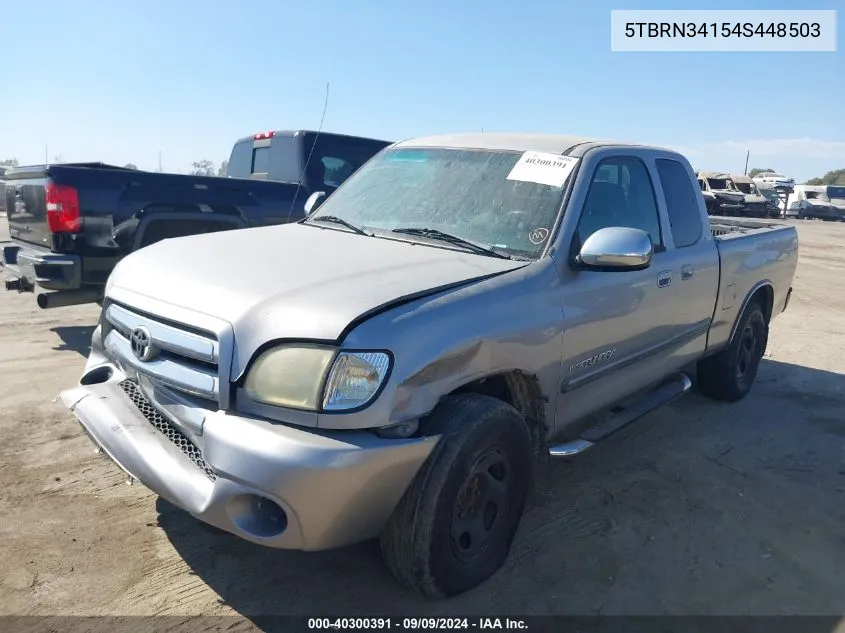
[123,163,138,170]
[190,159,216,176]
[217,160,229,177]
[748,167,776,178]
[805,169,845,186]
[1,158,19,167]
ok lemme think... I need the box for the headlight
[322,351,391,411]
[243,345,391,412]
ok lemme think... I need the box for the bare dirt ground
[0,216,844,621]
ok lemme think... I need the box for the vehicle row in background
[0,130,391,309]
[696,170,780,218]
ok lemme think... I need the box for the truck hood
[108,223,528,368]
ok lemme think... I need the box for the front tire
[696,300,767,402]
[380,393,532,598]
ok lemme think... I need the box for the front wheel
[380,393,532,598]
[696,300,767,402]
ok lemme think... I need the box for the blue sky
[1,0,842,181]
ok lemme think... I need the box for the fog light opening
[227,494,288,538]
[80,365,113,386]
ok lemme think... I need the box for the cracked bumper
[61,352,437,551]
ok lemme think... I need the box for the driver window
[575,156,663,249]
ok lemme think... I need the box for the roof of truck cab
[392,133,616,154]
[731,174,753,183]
[233,130,392,144]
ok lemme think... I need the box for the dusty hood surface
[109,222,528,363]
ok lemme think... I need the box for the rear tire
[697,300,767,402]
[380,393,532,598]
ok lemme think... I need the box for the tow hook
[5,277,33,292]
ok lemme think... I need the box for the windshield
[734,182,752,194]
[707,178,734,191]
[309,147,571,258]
[827,186,845,200]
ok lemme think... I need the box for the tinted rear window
[252,146,271,174]
[227,140,253,179]
[226,137,299,182]
[655,159,703,248]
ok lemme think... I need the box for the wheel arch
[443,371,550,484]
[728,281,773,347]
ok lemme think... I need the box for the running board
[549,372,693,458]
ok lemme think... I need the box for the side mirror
[576,226,653,271]
[304,191,327,215]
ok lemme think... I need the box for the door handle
[681,265,694,280]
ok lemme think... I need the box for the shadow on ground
[156,358,845,619]
[50,325,96,358]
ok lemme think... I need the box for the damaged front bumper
[61,348,438,551]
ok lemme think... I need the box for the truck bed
[706,215,799,352]
[708,215,790,238]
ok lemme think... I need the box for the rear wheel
[697,300,767,402]
[380,393,532,598]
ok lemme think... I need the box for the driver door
[555,154,680,429]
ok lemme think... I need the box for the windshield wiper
[390,227,513,259]
[306,215,372,236]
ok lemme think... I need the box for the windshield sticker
[528,227,549,245]
[506,152,579,188]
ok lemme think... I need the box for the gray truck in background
[60,133,798,598]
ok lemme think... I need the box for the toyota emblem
[129,326,156,362]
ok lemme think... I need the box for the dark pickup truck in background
[1,130,391,308]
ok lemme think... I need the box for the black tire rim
[735,317,762,385]
[450,447,511,562]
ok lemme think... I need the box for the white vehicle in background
[786,185,845,221]
[753,172,795,193]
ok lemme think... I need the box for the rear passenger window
[576,156,663,248]
[655,159,704,248]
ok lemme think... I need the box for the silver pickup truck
[60,134,798,598]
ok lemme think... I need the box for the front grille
[103,301,221,405]
[119,379,217,481]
